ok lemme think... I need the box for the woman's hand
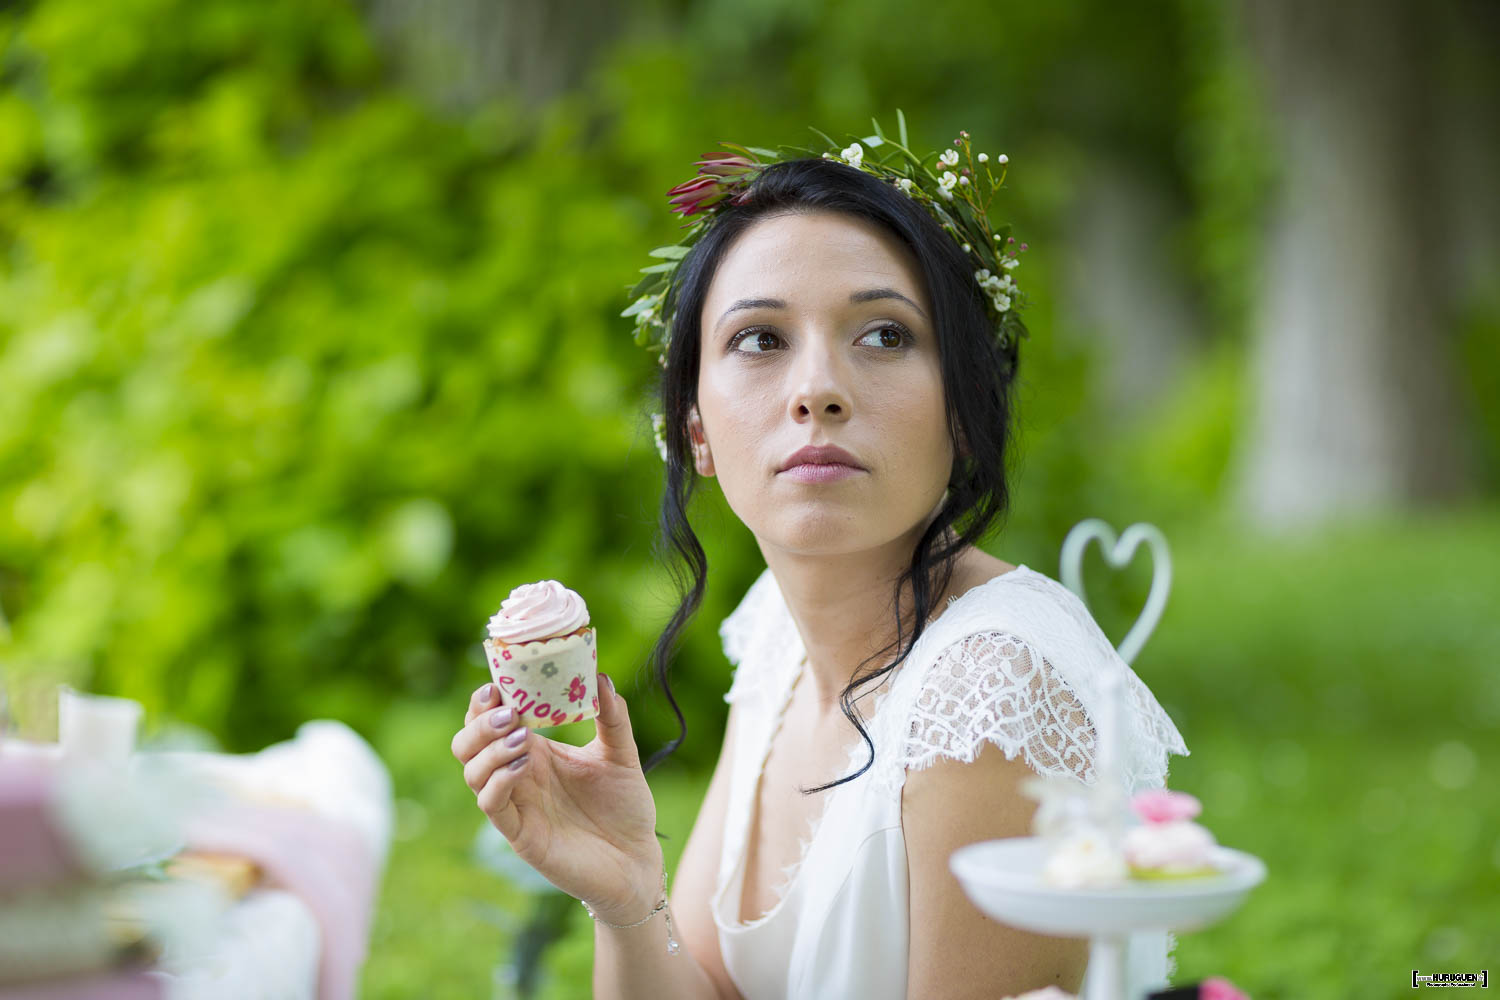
[451,673,665,923]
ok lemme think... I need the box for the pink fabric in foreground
[180,801,379,1000]
[0,970,166,1000]
[0,759,89,894]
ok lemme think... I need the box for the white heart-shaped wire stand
[952,519,1258,1000]
[1059,520,1171,666]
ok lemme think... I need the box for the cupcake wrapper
[483,627,599,729]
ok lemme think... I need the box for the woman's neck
[763,538,996,719]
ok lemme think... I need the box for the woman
[452,145,1188,999]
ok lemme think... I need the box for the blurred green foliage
[0,0,684,749]
[1,0,1232,760]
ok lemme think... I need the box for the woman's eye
[857,325,912,349]
[729,324,912,354]
[729,328,782,353]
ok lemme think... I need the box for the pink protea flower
[1130,788,1202,824]
[1201,977,1249,1000]
[694,151,757,178]
[665,175,725,216]
[666,149,760,217]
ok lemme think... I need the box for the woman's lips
[779,463,864,483]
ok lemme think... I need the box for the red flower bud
[694,153,756,178]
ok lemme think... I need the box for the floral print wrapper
[482,626,599,729]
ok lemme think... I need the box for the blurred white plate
[950,836,1266,936]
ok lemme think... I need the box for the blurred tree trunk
[360,0,623,111]
[1232,0,1478,530]
[1065,163,1201,422]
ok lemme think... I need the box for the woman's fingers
[462,723,533,793]
[455,681,537,843]
[476,747,532,840]
[592,673,640,768]
[463,682,499,727]
[453,701,520,764]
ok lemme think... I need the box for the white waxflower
[959,175,969,186]
[651,413,669,461]
[841,142,864,168]
[939,170,958,191]
[961,243,971,252]
[898,177,914,193]
[992,292,1012,313]
[938,148,959,167]
[997,153,1009,164]
[975,268,992,281]
[977,152,989,163]
[1002,256,1020,270]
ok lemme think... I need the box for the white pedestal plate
[950,837,1266,1000]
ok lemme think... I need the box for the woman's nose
[788,339,852,422]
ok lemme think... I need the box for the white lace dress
[710,564,1190,1000]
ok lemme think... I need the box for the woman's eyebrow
[716,288,927,331]
[717,297,787,331]
[848,287,927,319]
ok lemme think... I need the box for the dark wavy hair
[642,157,1021,795]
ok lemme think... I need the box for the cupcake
[483,580,599,730]
[1040,824,1129,889]
[1122,789,1224,880]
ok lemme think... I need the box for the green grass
[363,697,707,1000]
[361,507,1500,999]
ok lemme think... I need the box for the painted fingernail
[504,728,528,747]
[507,754,529,771]
[490,708,513,728]
[477,683,494,702]
[601,674,614,696]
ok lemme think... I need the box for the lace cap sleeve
[868,566,1189,798]
[901,630,1099,785]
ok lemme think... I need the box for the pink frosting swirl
[487,580,590,642]
[1122,819,1217,871]
[1130,788,1202,824]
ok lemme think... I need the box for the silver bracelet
[581,868,681,956]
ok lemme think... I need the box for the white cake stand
[950,837,1266,1000]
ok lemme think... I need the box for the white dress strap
[720,568,804,710]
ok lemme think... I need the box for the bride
[452,145,1188,999]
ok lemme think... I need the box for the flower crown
[628,111,1031,461]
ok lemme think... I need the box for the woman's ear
[687,407,715,477]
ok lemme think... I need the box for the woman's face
[691,209,953,556]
